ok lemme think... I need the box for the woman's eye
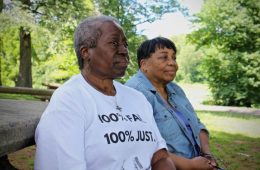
[161,56,168,60]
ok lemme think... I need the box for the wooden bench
[0,87,53,169]
[42,83,60,89]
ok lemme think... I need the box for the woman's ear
[140,59,148,72]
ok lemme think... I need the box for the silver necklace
[114,93,122,112]
[82,73,122,111]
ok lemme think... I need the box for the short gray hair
[74,15,119,69]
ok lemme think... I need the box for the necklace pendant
[116,105,122,112]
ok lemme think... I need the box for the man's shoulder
[51,74,85,101]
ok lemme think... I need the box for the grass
[197,111,260,170]
[197,111,260,138]
[209,131,260,170]
[0,93,40,100]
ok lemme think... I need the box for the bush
[201,50,260,107]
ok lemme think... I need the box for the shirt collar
[136,70,176,95]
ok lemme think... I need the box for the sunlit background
[137,0,204,38]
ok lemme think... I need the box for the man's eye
[124,42,128,48]
[111,41,119,47]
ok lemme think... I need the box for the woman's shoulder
[115,81,144,96]
[168,82,185,94]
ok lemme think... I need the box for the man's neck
[81,71,116,96]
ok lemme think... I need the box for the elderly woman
[126,37,218,170]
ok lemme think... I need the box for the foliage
[199,49,260,107]
[0,0,94,87]
[189,0,260,53]
[1,0,185,86]
[188,0,260,107]
[170,35,205,83]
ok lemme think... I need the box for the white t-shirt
[34,74,166,170]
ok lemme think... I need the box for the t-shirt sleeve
[144,97,167,151]
[34,90,91,170]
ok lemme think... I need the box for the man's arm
[151,149,176,170]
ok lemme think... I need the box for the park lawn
[209,131,260,170]
[197,111,260,138]
[8,111,260,170]
[0,93,39,100]
[197,111,260,170]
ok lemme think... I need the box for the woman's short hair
[74,15,119,69]
[137,37,177,68]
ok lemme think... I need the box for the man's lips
[114,57,129,67]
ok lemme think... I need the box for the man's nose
[118,43,128,54]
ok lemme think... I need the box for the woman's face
[141,47,178,85]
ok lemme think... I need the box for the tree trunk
[17,27,32,87]
[0,38,2,86]
[0,0,3,12]
[0,0,3,86]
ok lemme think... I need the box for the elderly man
[34,15,175,170]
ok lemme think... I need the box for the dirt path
[8,146,35,170]
[180,83,260,116]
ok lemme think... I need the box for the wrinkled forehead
[99,21,126,39]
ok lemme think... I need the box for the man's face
[87,21,129,79]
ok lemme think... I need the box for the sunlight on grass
[209,131,260,170]
[198,112,260,138]
[0,93,38,100]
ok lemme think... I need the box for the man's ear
[80,47,89,60]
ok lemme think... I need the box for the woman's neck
[150,81,168,102]
[81,71,116,96]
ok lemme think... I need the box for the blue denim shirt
[125,70,208,158]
